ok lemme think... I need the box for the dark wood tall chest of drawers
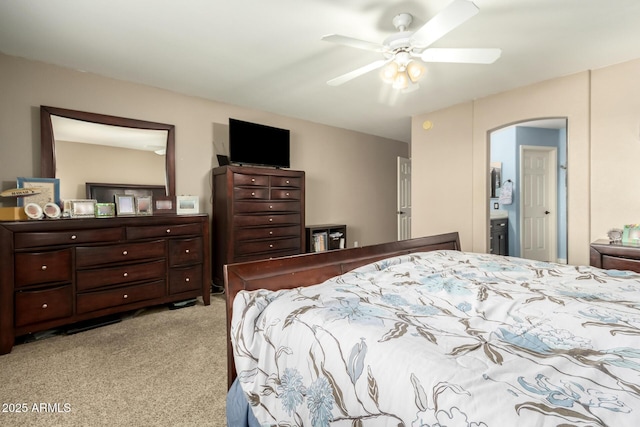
[212,165,305,286]
[0,214,211,354]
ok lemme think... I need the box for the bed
[224,233,640,426]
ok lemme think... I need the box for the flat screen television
[229,118,290,168]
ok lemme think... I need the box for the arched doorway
[488,118,567,262]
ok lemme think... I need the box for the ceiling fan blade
[410,0,479,48]
[420,48,501,64]
[327,58,392,86]
[321,34,386,52]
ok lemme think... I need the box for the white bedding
[230,251,640,426]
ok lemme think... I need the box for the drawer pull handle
[269,218,273,222]
[41,265,47,271]
[123,272,128,277]
[122,250,128,256]
[269,205,273,209]
[123,294,128,299]
[286,180,290,184]
[185,277,190,282]
[269,231,273,235]
[185,249,190,254]
[286,192,290,196]
[251,178,255,182]
[166,229,171,233]
[251,192,255,196]
[70,235,77,240]
[269,244,274,248]
[42,303,48,309]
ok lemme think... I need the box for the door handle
[544,210,550,215]
[397,211,405,215]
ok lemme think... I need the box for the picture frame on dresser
[176,195,199,215]
[622,224,640,244]
[65,199,97,218]
[153,196,176,215]
[135,196,153,215]
[95,202,116,218]
[16,177,60,207]
[115,194,135,216]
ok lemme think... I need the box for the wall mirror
[40,106,175,200]
[490,161,501,198]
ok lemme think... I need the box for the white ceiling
[1,0,639,143]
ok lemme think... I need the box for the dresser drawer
[76,259,166,291]
[271,176,301,188]
[235,225,300,241]
[234,187,269,200]
[235,248,301,264]
[234,213,301,228]
[126,223,202,240]
[76,280,166,314]
[602,255,640,273]
[234,201,301,214]
[169,265,202,294]
[236,237,301,256]
[233,173,269,187]
[271,189,301,200]
[169,237,203,267]
[15,249,72,287]
[76,240,166,268]
[15,228,124,249]
[15,285,73,327]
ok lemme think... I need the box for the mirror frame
[40,105,176,197]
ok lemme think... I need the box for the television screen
[229,118,290,168]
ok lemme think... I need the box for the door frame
[519,145,558,262]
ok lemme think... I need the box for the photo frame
[115,194,136,216]
[17,177,60,207]
[64,199,97,218]
[154,196,176,215]
[135,196,153,215]
[95,203,116,218]
[622,224,640,244]
[176,195,199,215]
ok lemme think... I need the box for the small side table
[590,239,640,273]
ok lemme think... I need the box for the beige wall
[412,58,640,265]
[0,53,407,247]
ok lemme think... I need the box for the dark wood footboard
[223,232,461,388]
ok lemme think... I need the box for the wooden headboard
[223,232,461,387]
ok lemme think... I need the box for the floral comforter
[230,251,640,426]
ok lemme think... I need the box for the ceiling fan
[322,0,501,89]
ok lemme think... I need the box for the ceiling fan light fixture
[380,61,399,83]
[406,61,425,83]
[392,71,410,90]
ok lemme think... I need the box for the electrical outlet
[493,202,499,209]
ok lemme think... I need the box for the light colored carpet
[0,294,228,426]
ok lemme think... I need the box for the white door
[397,157,411,240]
[520,146,557,262]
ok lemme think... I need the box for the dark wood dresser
[590,239,640,273]
[0,214,211,355]
[212,165,305,286]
